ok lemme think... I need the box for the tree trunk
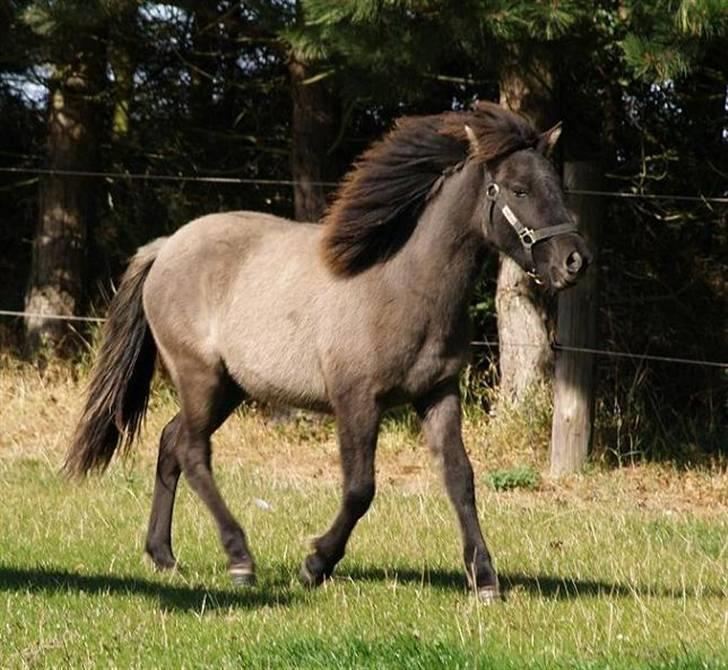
[549,161,603,476]
[496,50,558,401]
[25,54,105,355]
[189,5,218,130]
[109,7,137,142]
[288,54,336,222]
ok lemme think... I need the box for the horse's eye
[512,188,529,198]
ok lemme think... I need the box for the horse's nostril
[565,251,583,274]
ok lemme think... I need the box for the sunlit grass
[1,358,727,668]
[1,458,727,668]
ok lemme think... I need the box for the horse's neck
[387,162,484,326]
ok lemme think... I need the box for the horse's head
[466,121,592,291]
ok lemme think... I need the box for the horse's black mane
[321,101,540,276]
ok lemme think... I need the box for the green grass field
[1,362,726,668]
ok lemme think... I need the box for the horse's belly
[220,330,331,412]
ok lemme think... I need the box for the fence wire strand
[1,166,727,203]
[0,166,339,188]
[0,309,106,323]
[471,340,727,369]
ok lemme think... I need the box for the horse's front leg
[300,394,381,587]
[416,381,500,602]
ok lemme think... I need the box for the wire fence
[0,309,106,324]
[1,309,725,369]
[1,164,725,370]
[1,165,728,204]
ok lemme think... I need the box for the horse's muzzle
[548,245,593,290]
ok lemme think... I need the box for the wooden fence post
[550,161,603,476]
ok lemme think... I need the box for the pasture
[1,360,726,669]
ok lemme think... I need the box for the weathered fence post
[550,161,603,476]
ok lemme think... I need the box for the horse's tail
[65,238,168,477]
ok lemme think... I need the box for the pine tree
[21,1,119,354]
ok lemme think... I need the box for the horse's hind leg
[300,395,381,586]
[416,381,499,602]
[145,371,245,573]
[145,413,183,569]
[161,350,252,584]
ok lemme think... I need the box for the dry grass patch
[1,356,726,514]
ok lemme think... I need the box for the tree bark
[25,53,105,355]
[496,50,558,401]
[189,5,218,130]
[109,6,138,142]
[549,161,603,476]
[288,54,336,222]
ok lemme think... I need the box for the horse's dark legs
[145,414,182,569]
[145,371,245,574]
[300,399,381,586]
[162,357,253,584]
[416,383,500,602]
[180,425,255,585]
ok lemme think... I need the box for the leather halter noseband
[484,175,579,281]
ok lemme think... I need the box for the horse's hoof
[144,549,179,572]
[299,554,329,588]
[476,585,501,604]
[229,563,256,587]
[298,562,322,588]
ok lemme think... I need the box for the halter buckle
[486,183,499,200]
[518,227,535,247]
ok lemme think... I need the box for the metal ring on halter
[527,270,543,284]
[486,183,500,200]
[518,227,535,247]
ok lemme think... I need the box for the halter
[484,177,580,281]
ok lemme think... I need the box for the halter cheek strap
[484,180,579,281]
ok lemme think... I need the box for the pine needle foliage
[620,0,728,82]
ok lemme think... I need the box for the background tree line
[0,0,725,461]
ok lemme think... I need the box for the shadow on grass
[0,564,296,613]
[342,566,725,600]
[2,563,722,611]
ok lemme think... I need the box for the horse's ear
[537,121,562,156]
[464,124,480,155]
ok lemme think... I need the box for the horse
[66,102,592,603]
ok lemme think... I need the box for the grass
[1,358,727,669]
